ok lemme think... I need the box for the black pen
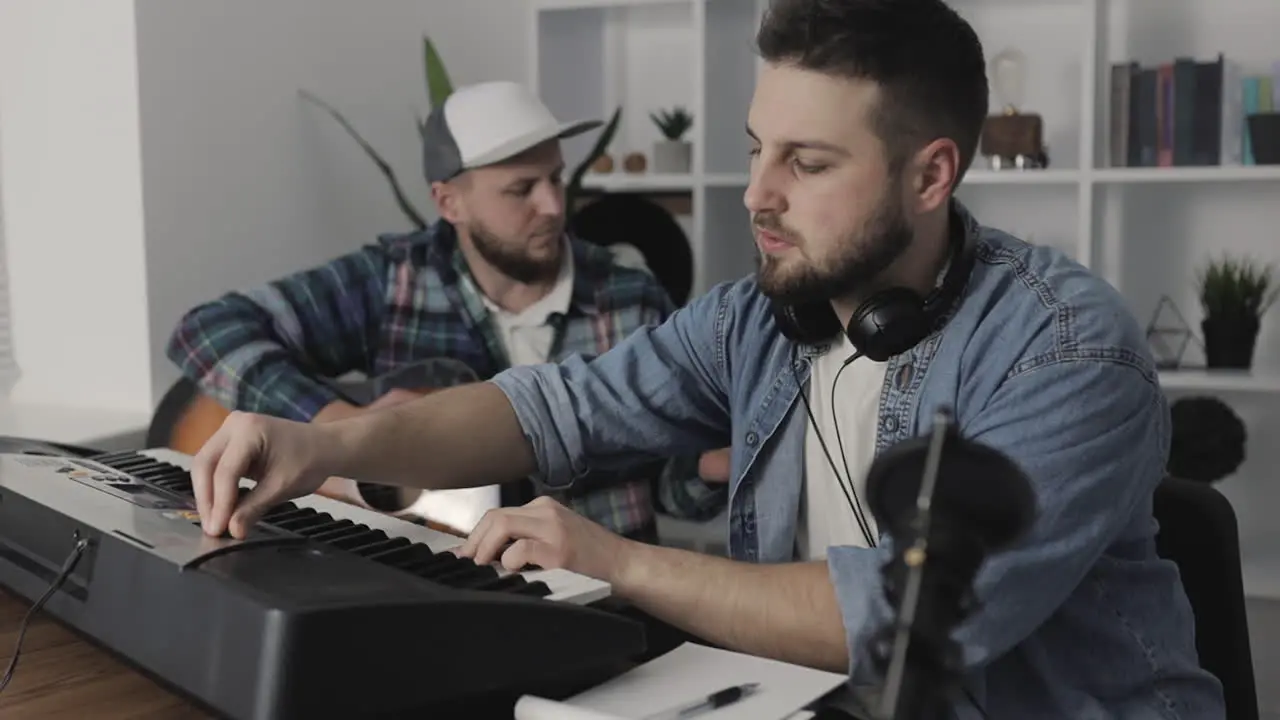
[642,682,761,719]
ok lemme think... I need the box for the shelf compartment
[578,172,696,191]
[702,0,761,175]
[964,169,1083,185]
[1094,166,1280,183]
[535,1,695,174]
[1159,369,1280,393]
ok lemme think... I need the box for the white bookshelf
[528,0,1280,389]
[528,0,1280,600]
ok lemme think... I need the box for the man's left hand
[454,496,627,583]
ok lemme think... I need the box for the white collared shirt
[408,242,574,532]
[479,245,575,366]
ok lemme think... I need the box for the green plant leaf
[422,35,453,109]
[1196,253,1278,320]
[650,106,693,140]
[299,89,428,230]
[566,106,622,219]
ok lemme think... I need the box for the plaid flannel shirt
[165,221,726,536]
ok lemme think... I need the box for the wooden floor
[0,586,206,719]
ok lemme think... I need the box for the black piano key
[307,523,369,543]
[91,450,141,464]
[149,471,193,486]
[455,571,527,592]
[154,478,193,492]
[399,551,467,577]
[266,506,317,522]
[352,537,412,558]
[261,508,314,525]
[429,562,499,587]
[369,543,434,568]
[440,565,501,587]
[120,457,165,471]
[509,580,553,598]
[272,512,334,533]
[131,467,176,481]
[261,502,302,520]
[108,458,159,472]
[292,518,354,538]
[327,530,388,550]
[294,516,350,532]
[102,455,146,468]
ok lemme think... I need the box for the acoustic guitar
[153,357,482,534]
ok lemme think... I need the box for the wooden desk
[0,586,206,719]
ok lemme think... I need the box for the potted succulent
[649,106,693,173]
[1196,253,1278,369]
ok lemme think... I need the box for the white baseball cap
[422,80,602,183]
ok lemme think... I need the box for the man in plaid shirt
[165,81,727,542]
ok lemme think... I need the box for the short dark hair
[756,0,989,184]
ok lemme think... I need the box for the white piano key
[142,448,612,605]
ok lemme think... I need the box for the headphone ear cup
[773,299,841,345]
[845,288,930,362]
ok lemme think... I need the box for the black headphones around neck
[771,206,976,360]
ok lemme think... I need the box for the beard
[754,191,913,307]
[469,218,563,285]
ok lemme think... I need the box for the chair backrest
[1153,476,1259,720]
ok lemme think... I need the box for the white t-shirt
[796,334,888,560]
[479,251,575,367]
[406,245,575,532]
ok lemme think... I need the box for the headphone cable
[830,352,877,546]
[792,350,877,548]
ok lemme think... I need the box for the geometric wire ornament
[1145,295,1198,370]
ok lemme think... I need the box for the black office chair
[1153,476,1259,720]
[570,193,696,306]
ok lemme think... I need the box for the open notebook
[514,642,848,720]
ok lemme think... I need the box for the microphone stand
[873,408,965,720]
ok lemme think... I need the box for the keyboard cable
[0,534,93,696]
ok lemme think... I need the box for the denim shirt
[492,204,1226,719]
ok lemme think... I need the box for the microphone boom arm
[877,408,952,720]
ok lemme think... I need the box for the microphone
[861,407,1036,720]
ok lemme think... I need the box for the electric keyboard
[142,447,615,606]
[0,447,647,719]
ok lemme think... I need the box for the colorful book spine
[1106,54,1276,168]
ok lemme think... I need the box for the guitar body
[167,393,237,457]
[154,357,481,455]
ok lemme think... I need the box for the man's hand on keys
[191,411,341,539]
[455,496,629,583]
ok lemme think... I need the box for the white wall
[0,0,529,413]
[136,0,530,403]
[0,0,153,412]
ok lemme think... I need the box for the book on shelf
[1108,54,1278,169]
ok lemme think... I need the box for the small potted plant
[1196,253,1278,369]
[649,106,693,173]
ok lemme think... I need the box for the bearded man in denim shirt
[187,0,1226,717]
